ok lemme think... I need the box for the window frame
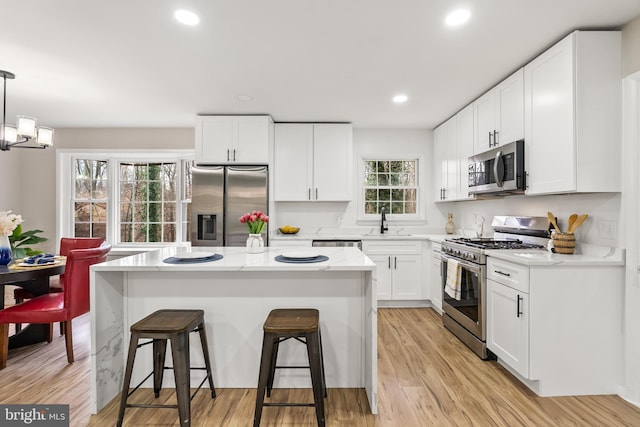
[357,153,425,223]
[57,149,193,247]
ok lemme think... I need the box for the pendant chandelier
[0,70,54,151]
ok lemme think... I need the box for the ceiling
[1,0,640,130]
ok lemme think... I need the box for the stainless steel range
[441,216,551,359]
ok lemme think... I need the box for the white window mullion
[109,159,120,244]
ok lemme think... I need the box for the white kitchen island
[89,246,377,415]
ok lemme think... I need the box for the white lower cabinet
[486,256,623,396]
[363,240,422,300]
[430,242,442,311]
[487,278,529,377]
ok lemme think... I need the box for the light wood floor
[1,301,640,426]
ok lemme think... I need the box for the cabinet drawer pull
[394,257,397,269]
[495,270,511,277]
[493,130,499,146]
[308,188,311,200]
[517,295,523,317]
[488,131,493,147]
[388,256,391,269]
[227,149,230,162]
[233,149,236,162]
[315,188,318,199]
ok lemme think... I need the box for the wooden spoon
[568,214,578,233]
[568,214,588,233]
[547,212,561,233]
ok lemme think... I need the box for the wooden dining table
[0,259,65,349]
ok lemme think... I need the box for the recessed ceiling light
[237,94,253,102]
[445,9,470,27]
[393,94,408,104]
[175,10,199,26]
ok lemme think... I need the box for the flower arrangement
[0,211,23,236]
[239,210,269,234]
[0,211,47,259]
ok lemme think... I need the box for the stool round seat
[117,309,216,427]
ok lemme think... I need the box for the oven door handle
[441,253,482,275]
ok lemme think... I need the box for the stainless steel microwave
[468,140,525,196]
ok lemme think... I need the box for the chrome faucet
[380,206,388,234]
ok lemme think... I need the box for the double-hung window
[59,150,193,246]
[360,157,422,220]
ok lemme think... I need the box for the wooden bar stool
[254,308,327,427]
[116,309,216,427]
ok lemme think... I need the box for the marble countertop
[485,246,625,266]
[270,227,457,242]
[92,246,376,272]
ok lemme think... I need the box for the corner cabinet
[473,68,524,153]
[195,115,273,165]
[485,256,623,396]
[274,123,352,202]
[434,104,474,202]
[363,240,423,300]
[524,31,621,195]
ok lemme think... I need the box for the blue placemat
[163,254,223,264]
[274,255,329,264]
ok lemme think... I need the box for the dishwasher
[311,240,362,251]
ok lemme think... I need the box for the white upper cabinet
[434,105,474,202]
[524,31,621,195]
[456,104,474,200]
[195,115,272,165]
[473,68,524,154]
[274,123,352,201]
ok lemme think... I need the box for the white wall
[0,148,24,213]
[273,128,434,231]
[438,193,622,247]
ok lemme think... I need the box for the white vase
[0,234,12,265]
[246,233,264,254]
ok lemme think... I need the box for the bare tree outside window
[363,159,418,215]
[119,162,177,243]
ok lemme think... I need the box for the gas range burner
[447,237,545,250]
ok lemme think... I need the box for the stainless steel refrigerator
[190,165,268,247]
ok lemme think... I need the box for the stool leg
[306,332,326,427]
[318,328,327,398]
[196,322,217,398]
[153,339,168,398]
[117,332,140,427]
[170,332,192,427]
[266,337,280,397]
[254,332,276,427]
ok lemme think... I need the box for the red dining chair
[13,237,104,333]
[0,243,111,369]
